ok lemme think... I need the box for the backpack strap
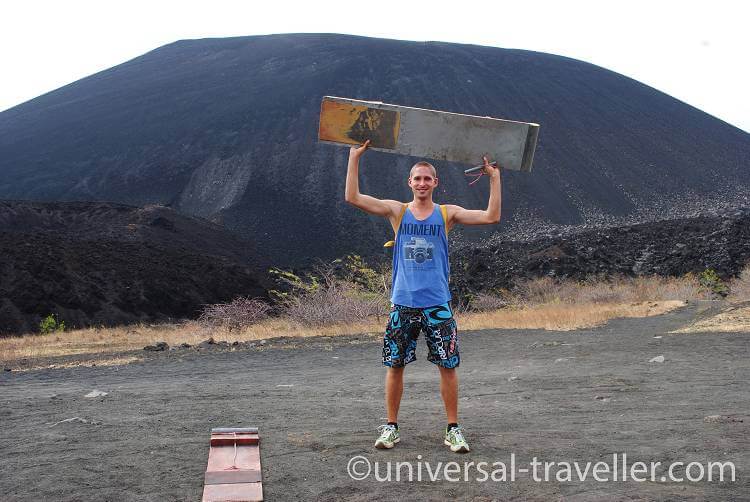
[440,204,449,236]
[383,203,408,248]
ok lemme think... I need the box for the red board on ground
[202,427,263,502]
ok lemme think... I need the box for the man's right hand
[349,139,370,158]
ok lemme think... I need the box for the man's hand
[349,140,370,158]
[447,155,503,226]
[481,155,502,180]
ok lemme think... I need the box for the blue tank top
[390,204,451,308]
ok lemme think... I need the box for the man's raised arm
[344,140,401,220]
[446,156,502,228]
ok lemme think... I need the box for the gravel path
[1,302,748,501]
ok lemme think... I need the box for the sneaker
[444,425,470,453]
[374,424,400,449]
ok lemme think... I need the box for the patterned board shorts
[383,302,459,369]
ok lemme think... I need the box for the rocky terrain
[0,201,269,335]
[3,201,748,335]
[1,34,748,267]
[448,207,750,298]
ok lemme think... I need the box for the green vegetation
[699,268,729,297]
[268,267,320,302]
[39,314,65,334]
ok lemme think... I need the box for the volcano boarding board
[318,96,539,172]
[202,427,263,502]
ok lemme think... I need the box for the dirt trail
[1,302,748,501]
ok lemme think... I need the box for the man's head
[408,161,438,202]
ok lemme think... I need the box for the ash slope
[1,34,748,267]
[0,201,269,335]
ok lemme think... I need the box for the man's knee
[438,366,457,377]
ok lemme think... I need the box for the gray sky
[2,0,748,132]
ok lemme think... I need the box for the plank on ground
[202,427,263,502]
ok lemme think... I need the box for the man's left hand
[482,156,502,179]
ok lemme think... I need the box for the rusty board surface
[318,99,400,149]
[318,96,539,172]
[202,428,263,502]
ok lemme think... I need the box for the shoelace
[449,427,466,443]
[378,424,397,435]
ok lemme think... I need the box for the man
[344,139,502,453]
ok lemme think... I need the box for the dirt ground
[1,301,748,501]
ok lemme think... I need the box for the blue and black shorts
[382,302,459,369]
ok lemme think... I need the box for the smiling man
[344,140,503,453]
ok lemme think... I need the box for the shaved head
[409,161,437,178]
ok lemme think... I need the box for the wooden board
[202,428,263,502]
[318,96,539,172]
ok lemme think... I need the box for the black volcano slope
[1,34,748,267]
[0,201,269,335]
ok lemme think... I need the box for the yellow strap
[383,203,408,247]
[440,204,449,235]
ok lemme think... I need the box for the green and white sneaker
[374,424,400,449]
[444,426,470,453]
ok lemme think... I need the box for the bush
[699,268,728,297]
[39,314,65,334]
[198,297,272,331]
[268,268,320,303]
[279,263,389,326]
[455,291,511,314]
[341,254,389,294]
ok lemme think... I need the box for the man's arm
[446,156,502,228]
[344,140,402,224]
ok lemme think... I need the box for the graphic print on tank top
[390,204,451,308]
[402,231,438,269]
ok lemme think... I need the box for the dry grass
[0,318,388,366]
[0,273,707,366]
[13,356,143,373]
[458,300,686,331]
[729,266,750,303]
[671,305,750,334]
[512,274,707,306]
[670,265,750,334]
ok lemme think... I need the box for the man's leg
[440,364,469,453]
[423,304,470,452]
[438,366,458,424]
[385,366,405,422]
[377,305,418,449]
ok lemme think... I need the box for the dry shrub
[729,266,750,302]
[458,291,511,313]
[198,297,272,331]
[280,272,389,326]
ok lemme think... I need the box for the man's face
[408,165,438,200]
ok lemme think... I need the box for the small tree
[699,268,728,297]
[39,314,65,334]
